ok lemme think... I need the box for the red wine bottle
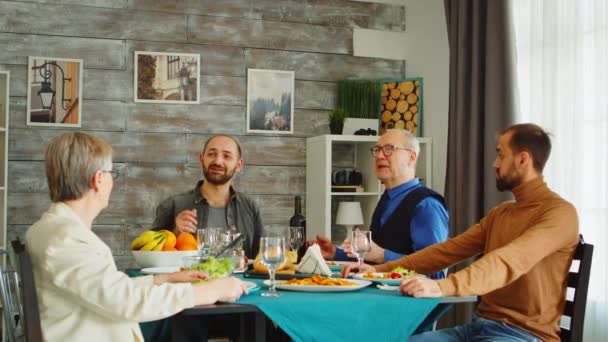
[289,196,306,261]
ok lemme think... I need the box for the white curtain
[511,0,607,340]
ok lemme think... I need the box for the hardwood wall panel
[0,2,187,42]
[200,75,246,106]
[0,64,25,96]
[0,33,126,69]
[10,129,188,163]
[127,103,244,134]
[1,0,405,269]
[246,49,405,82]
[186,134,307,166]
[295,80,336,110]
[10,98,127,131]
[246,0,405,32]
[129,0,404,31]
[189,15,353,54]
[12,0,127,9]
[128,0,246,18]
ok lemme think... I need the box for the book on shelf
[331,185,364,193]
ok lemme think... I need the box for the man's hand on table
[175,209,198,234]
[400,276,442,298]
[307,235,336,260]
[341,263,376,278]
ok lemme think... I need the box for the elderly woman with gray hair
[25,132,248,341]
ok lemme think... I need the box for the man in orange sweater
[343,123,579,342]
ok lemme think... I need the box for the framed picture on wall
[134,51,200,104]
[26,56,83,127]
[246,69,294,134]
[378,77,423,136]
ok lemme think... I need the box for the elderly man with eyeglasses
[310,129,449,279]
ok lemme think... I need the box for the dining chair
[0,249,24,342]
[11,239,44,342]
[560,234,593,342]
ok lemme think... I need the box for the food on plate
[253,250,297,274]
[363,267,417,280]
[326,261,337,266]
[281,274,358,286]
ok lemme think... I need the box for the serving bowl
[131,250,198,268]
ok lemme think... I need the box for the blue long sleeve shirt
[335,178,449,279]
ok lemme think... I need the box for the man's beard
[203,164,236,185]
[495,170,521,192]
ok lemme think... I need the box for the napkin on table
[296,244,333,276]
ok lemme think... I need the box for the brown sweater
[376,177,579,341]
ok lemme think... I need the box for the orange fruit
[160,229,177,251]
[175,232,197,251]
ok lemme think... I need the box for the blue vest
[370,187,447,255]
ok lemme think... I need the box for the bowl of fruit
[131,230,198,268]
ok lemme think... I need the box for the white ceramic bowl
[131,250,198,268]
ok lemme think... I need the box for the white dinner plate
[263,278,371,292]
[243,281,260,293]
[325,261,354,271]
[141,266,180,275]
[352,272,415,286]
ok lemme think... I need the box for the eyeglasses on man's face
[369,145,412,157]
[101,169,119,180]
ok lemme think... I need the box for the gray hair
[387,128,420,155]
[45,132,113,202]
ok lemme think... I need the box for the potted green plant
[328,108,348,134]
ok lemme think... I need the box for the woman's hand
[192,276,248,305]
[154,270,207,285]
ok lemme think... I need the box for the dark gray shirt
[152,180,265,258]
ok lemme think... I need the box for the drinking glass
[218,229,232,253]
[287,226,304,252]
[351,230,372,267]
[197,228,219,257]
[259,236,286,297]
[228,225,243,249]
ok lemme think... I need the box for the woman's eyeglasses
[101,169,119,180]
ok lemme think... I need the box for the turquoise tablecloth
[237,277,440,342]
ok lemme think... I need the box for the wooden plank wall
[0,0,406,269]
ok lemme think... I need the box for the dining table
[162,274,477,342]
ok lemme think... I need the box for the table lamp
[335,201,364,239]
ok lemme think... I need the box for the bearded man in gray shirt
[152,135,264,258]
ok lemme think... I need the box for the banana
[140,234,165,251]
[152,235,167,251]
[131,230,162,250]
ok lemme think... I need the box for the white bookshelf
[0,71,9,342]
[305,134,432,244]
[0,71,8,254]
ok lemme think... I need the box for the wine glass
[197,228,219,257]
[287,226,304,252]
[259,236,286,297]
[351,230,372,267]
